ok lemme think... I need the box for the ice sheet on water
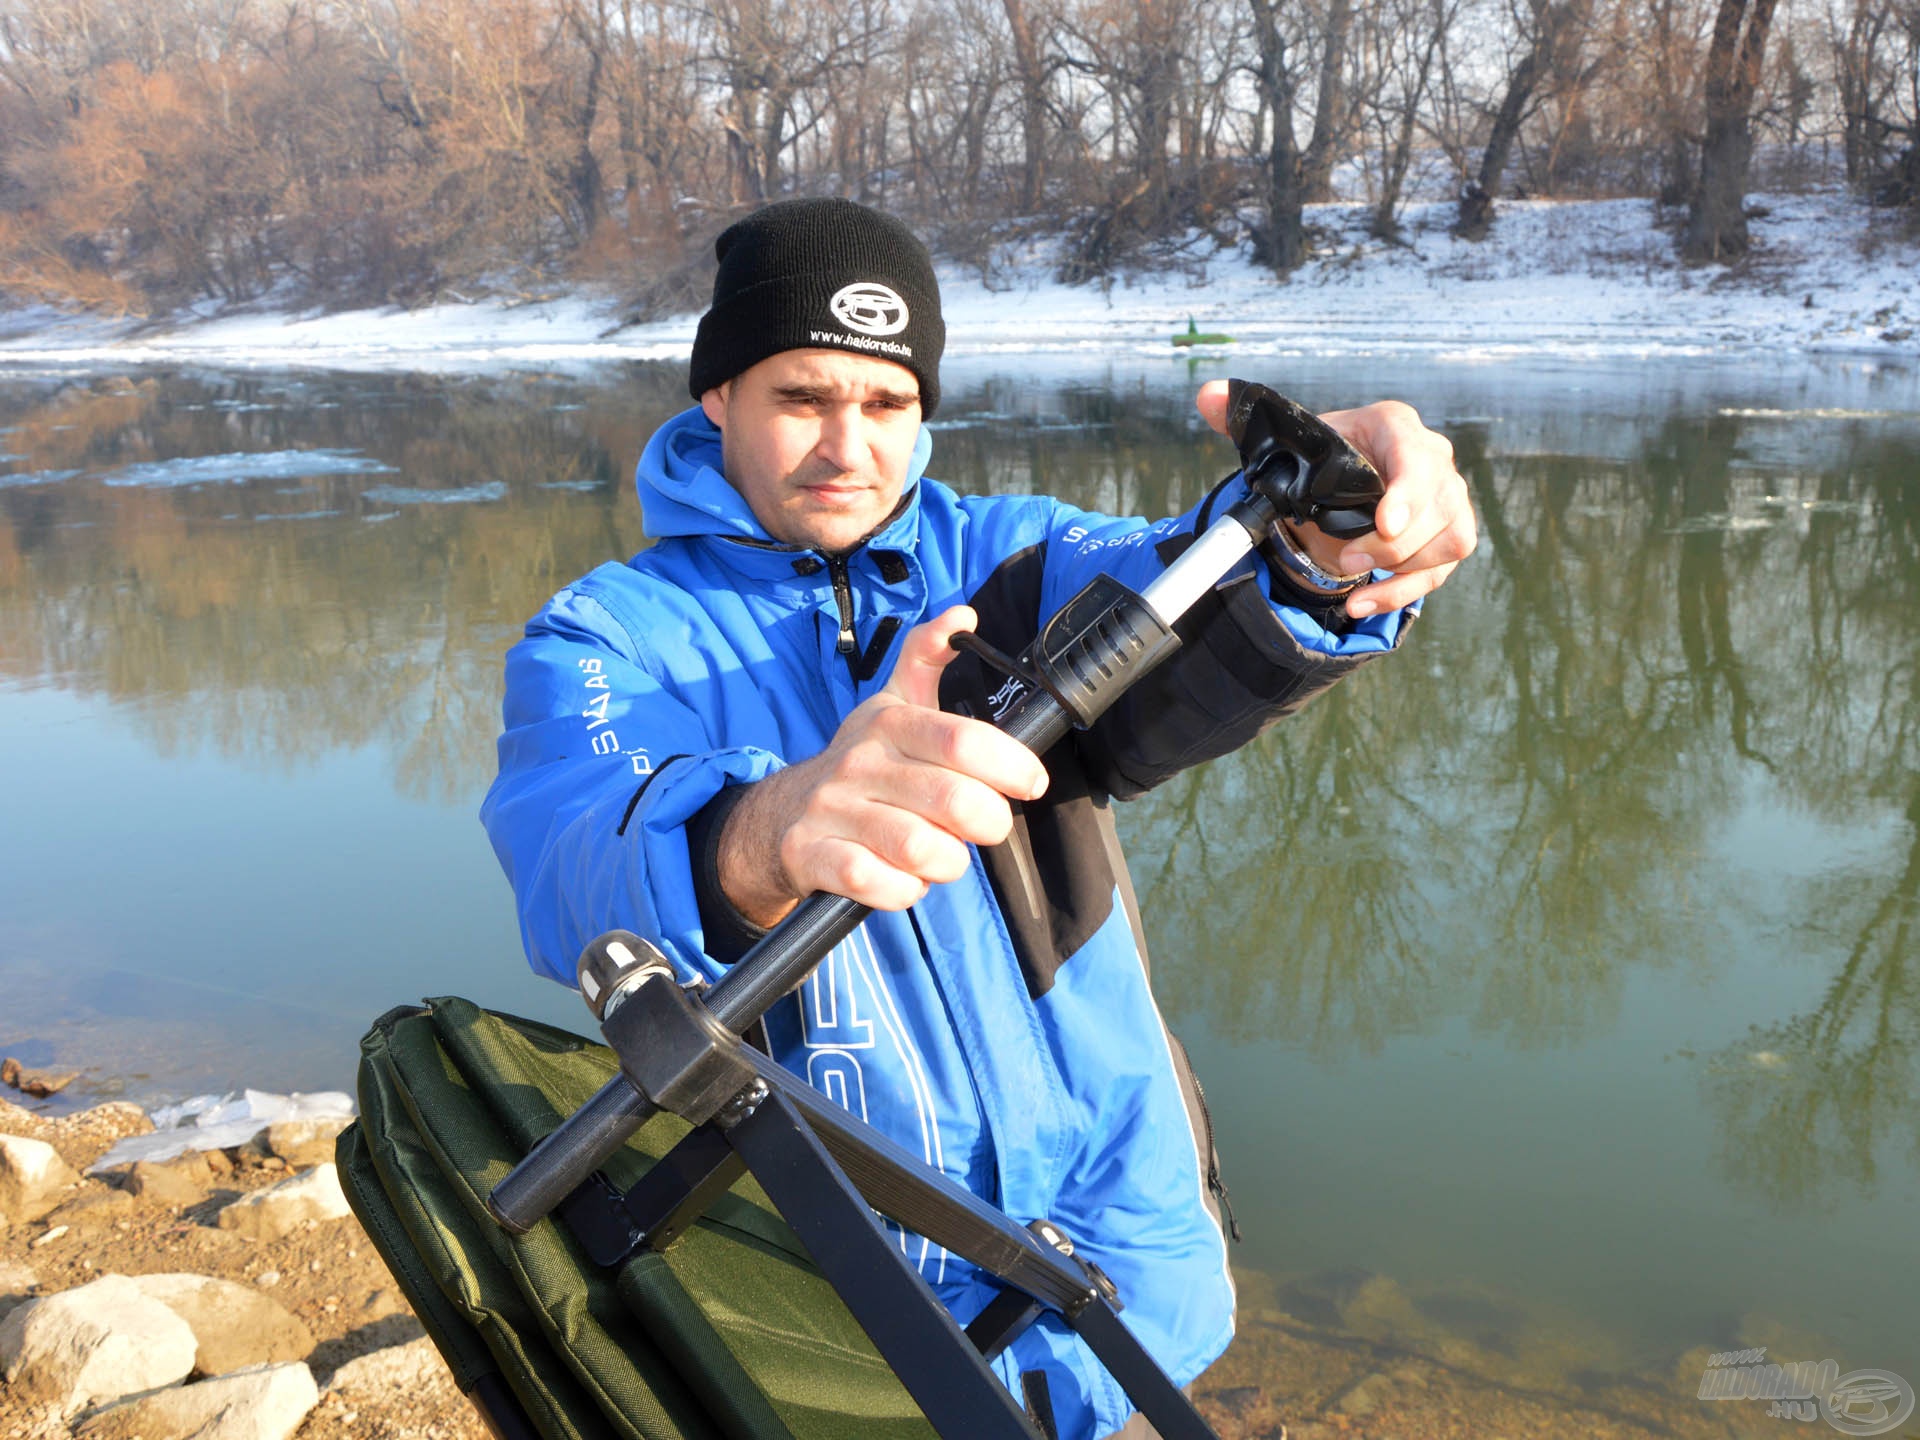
[538,479,603,491]
[99,448,396,488]
[1719,406,1913,420]
[1669,514,1780,533]
[361,480,508,505]
[88,1087,356,1171]
[254,508,341,522]
[0,468,82,488]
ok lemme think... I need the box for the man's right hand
[715,606,1050,926]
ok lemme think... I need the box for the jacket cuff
[685,783,770,965]
[1259,548,1360,633]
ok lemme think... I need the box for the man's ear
[699,382,729,430]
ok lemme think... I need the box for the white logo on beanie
[829,282,909,337]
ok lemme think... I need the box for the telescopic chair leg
[723,1089,1044,1440]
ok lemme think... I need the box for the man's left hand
[1196,382,1477,618]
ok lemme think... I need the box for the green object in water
[1172,315,1232,347]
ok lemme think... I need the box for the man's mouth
[798,479,867,504]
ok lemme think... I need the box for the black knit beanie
[689,198,945,417]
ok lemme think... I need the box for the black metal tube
[486,1076,654,1232]
[705,890,870,1031]
[488,690,1076,1233]
[705,688,1072,1032]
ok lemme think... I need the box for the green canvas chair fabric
[337,997,942,1440]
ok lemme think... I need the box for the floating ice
[1719,407,1910,420]
[253,508,341,522]
[0,467,83,488]
[99,449,395,488]
[538,479,603,491]
[361,481,508,505]
[88,1087,356,1171]
[1669,514,1779,533]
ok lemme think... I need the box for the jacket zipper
[1171,1032,1242,1243]
[825,554,857,657]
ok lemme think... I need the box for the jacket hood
[636,405,934,545]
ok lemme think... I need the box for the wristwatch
[1266,518,1372,596]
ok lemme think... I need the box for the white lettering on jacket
[577,657,621,755]
[800,927,949,1280]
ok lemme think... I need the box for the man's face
[700,348,923,554]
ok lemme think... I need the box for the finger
[883,605,977,710]
[1195,380,1230,438]
[1319,400,1445,477]
[1320,401,1454,535]
[1338,473,1477,574]
[853,799,979,886]
[860,759,1018,849]
[876,705,1049,802]
[789,834,931,911]
[1346,560,1460,618]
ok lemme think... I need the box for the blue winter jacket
[481,406,1413,1439]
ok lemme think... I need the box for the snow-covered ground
[2,191,1917,371]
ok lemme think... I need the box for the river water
[2,353,1916,1425]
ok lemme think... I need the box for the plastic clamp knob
[577,929,674,1021]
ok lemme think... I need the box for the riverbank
[3,1094,1780,1440]
[1,190,1917,374]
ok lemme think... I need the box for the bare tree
[1364,0,1454,240]
[1830,0,1920,202]
[999,0,1063,212]
[1681,0,1780,259]
[1454,0,1598,236]
[1248,0,1359,272]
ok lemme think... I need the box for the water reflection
[1706,782,1920,1212]
[3,362,1919,1389]
[4,370,1918,1128]
[0,369,679,800]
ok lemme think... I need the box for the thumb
[883,605,977,710]
[1195,380,1231,438]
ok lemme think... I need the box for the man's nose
[814,406,865,471]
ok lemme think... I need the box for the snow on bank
[2,191,1917,372]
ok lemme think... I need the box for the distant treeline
[0,0,1914,316]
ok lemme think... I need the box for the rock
[30,1223,69,1248]
[44,1185,136,1230]
[0,1272,198,1414]
[216,1164,351,1241]
[131,1273,315,1374]
[325,1335,447,1395]
[1,1058,78,1098]
[52,1102,153,1152]
[1336,1373,1388,1416]
[0,1134,81,1227]
[0,1259,37,1324]
[77,1360,320,1440]
[1672,1344,1719,1396]
[124,1153,222,1207]
[262,1118,351,1170]
[0,1095,49,1137]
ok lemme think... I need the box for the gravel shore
[2,1094,1765,1440]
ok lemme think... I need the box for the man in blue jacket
[483,197,1474,1439]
